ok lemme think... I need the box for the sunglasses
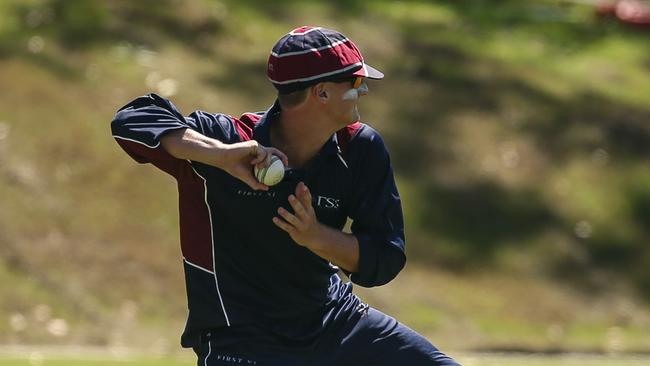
[330,75,365,89]
[350,76,364,89]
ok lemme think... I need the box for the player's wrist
[303,223,331,252]
[210,140,232,169]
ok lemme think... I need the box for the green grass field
[1,0,649,359]
[0,353,648,366]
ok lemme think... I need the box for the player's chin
[350,108,360,123]
[345,106,360,124]
[337,107,359,125]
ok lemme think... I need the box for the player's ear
[312,83,329,103]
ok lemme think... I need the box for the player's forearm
[161,128,226,167]
[307,225,360,273]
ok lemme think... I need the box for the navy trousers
[192,290,461,366]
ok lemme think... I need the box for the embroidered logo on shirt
[315,195,340,210]
[236,189,277,198]
[215,354,257,365]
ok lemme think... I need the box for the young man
[111,26,460,366]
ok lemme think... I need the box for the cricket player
[111,26,460,366]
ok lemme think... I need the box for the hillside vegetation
[0,0,649,354]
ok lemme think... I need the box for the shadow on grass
[420,182,558,266]
[202,58,274,109]
[384,19,650,296]
[0,0,225,79]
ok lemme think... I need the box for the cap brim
[352,63,384,80]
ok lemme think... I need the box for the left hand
[272,182,323,248]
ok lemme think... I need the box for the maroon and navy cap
[268,26,384,94]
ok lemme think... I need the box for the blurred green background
[1,0,649,364]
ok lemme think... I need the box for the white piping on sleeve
[112,135,160,149]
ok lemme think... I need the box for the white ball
[254,155,285,186]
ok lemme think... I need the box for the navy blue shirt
[111,93,406,347]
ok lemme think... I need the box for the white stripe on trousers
[203,340,212,366]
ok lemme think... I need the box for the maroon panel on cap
[268,39,364,84]
[268,26,385,92]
